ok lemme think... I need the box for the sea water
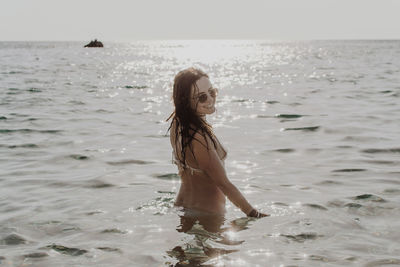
[0,40,399,266]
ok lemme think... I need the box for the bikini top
[172,134,227,175]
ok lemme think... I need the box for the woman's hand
[247,209,269,218]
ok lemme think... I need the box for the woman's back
[170,120,226,214]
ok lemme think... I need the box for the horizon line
[1,38,400,43]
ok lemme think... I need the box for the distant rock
[84,39,103,48]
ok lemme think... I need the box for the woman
[167,67,268,218]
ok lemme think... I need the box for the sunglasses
[194,88,218,103]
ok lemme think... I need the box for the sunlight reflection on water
[0,40,400,266]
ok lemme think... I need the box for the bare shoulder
[192,131,214,151]
[191,131,217,170]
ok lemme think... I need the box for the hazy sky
[1,0,399,41]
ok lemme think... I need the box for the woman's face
[191,76,216,116]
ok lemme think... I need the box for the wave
[283,126,320,132]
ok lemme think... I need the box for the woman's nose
[206,93,214,103]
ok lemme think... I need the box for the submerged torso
[170,120,227,214]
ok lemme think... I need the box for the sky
[1,0,399,41]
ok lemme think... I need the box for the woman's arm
[192,132,268,217]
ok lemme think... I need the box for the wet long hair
[167,67,217,166]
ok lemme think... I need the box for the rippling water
[0,40,399,266]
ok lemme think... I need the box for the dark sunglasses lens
[198,94,208,103]
[197,88,218,103]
